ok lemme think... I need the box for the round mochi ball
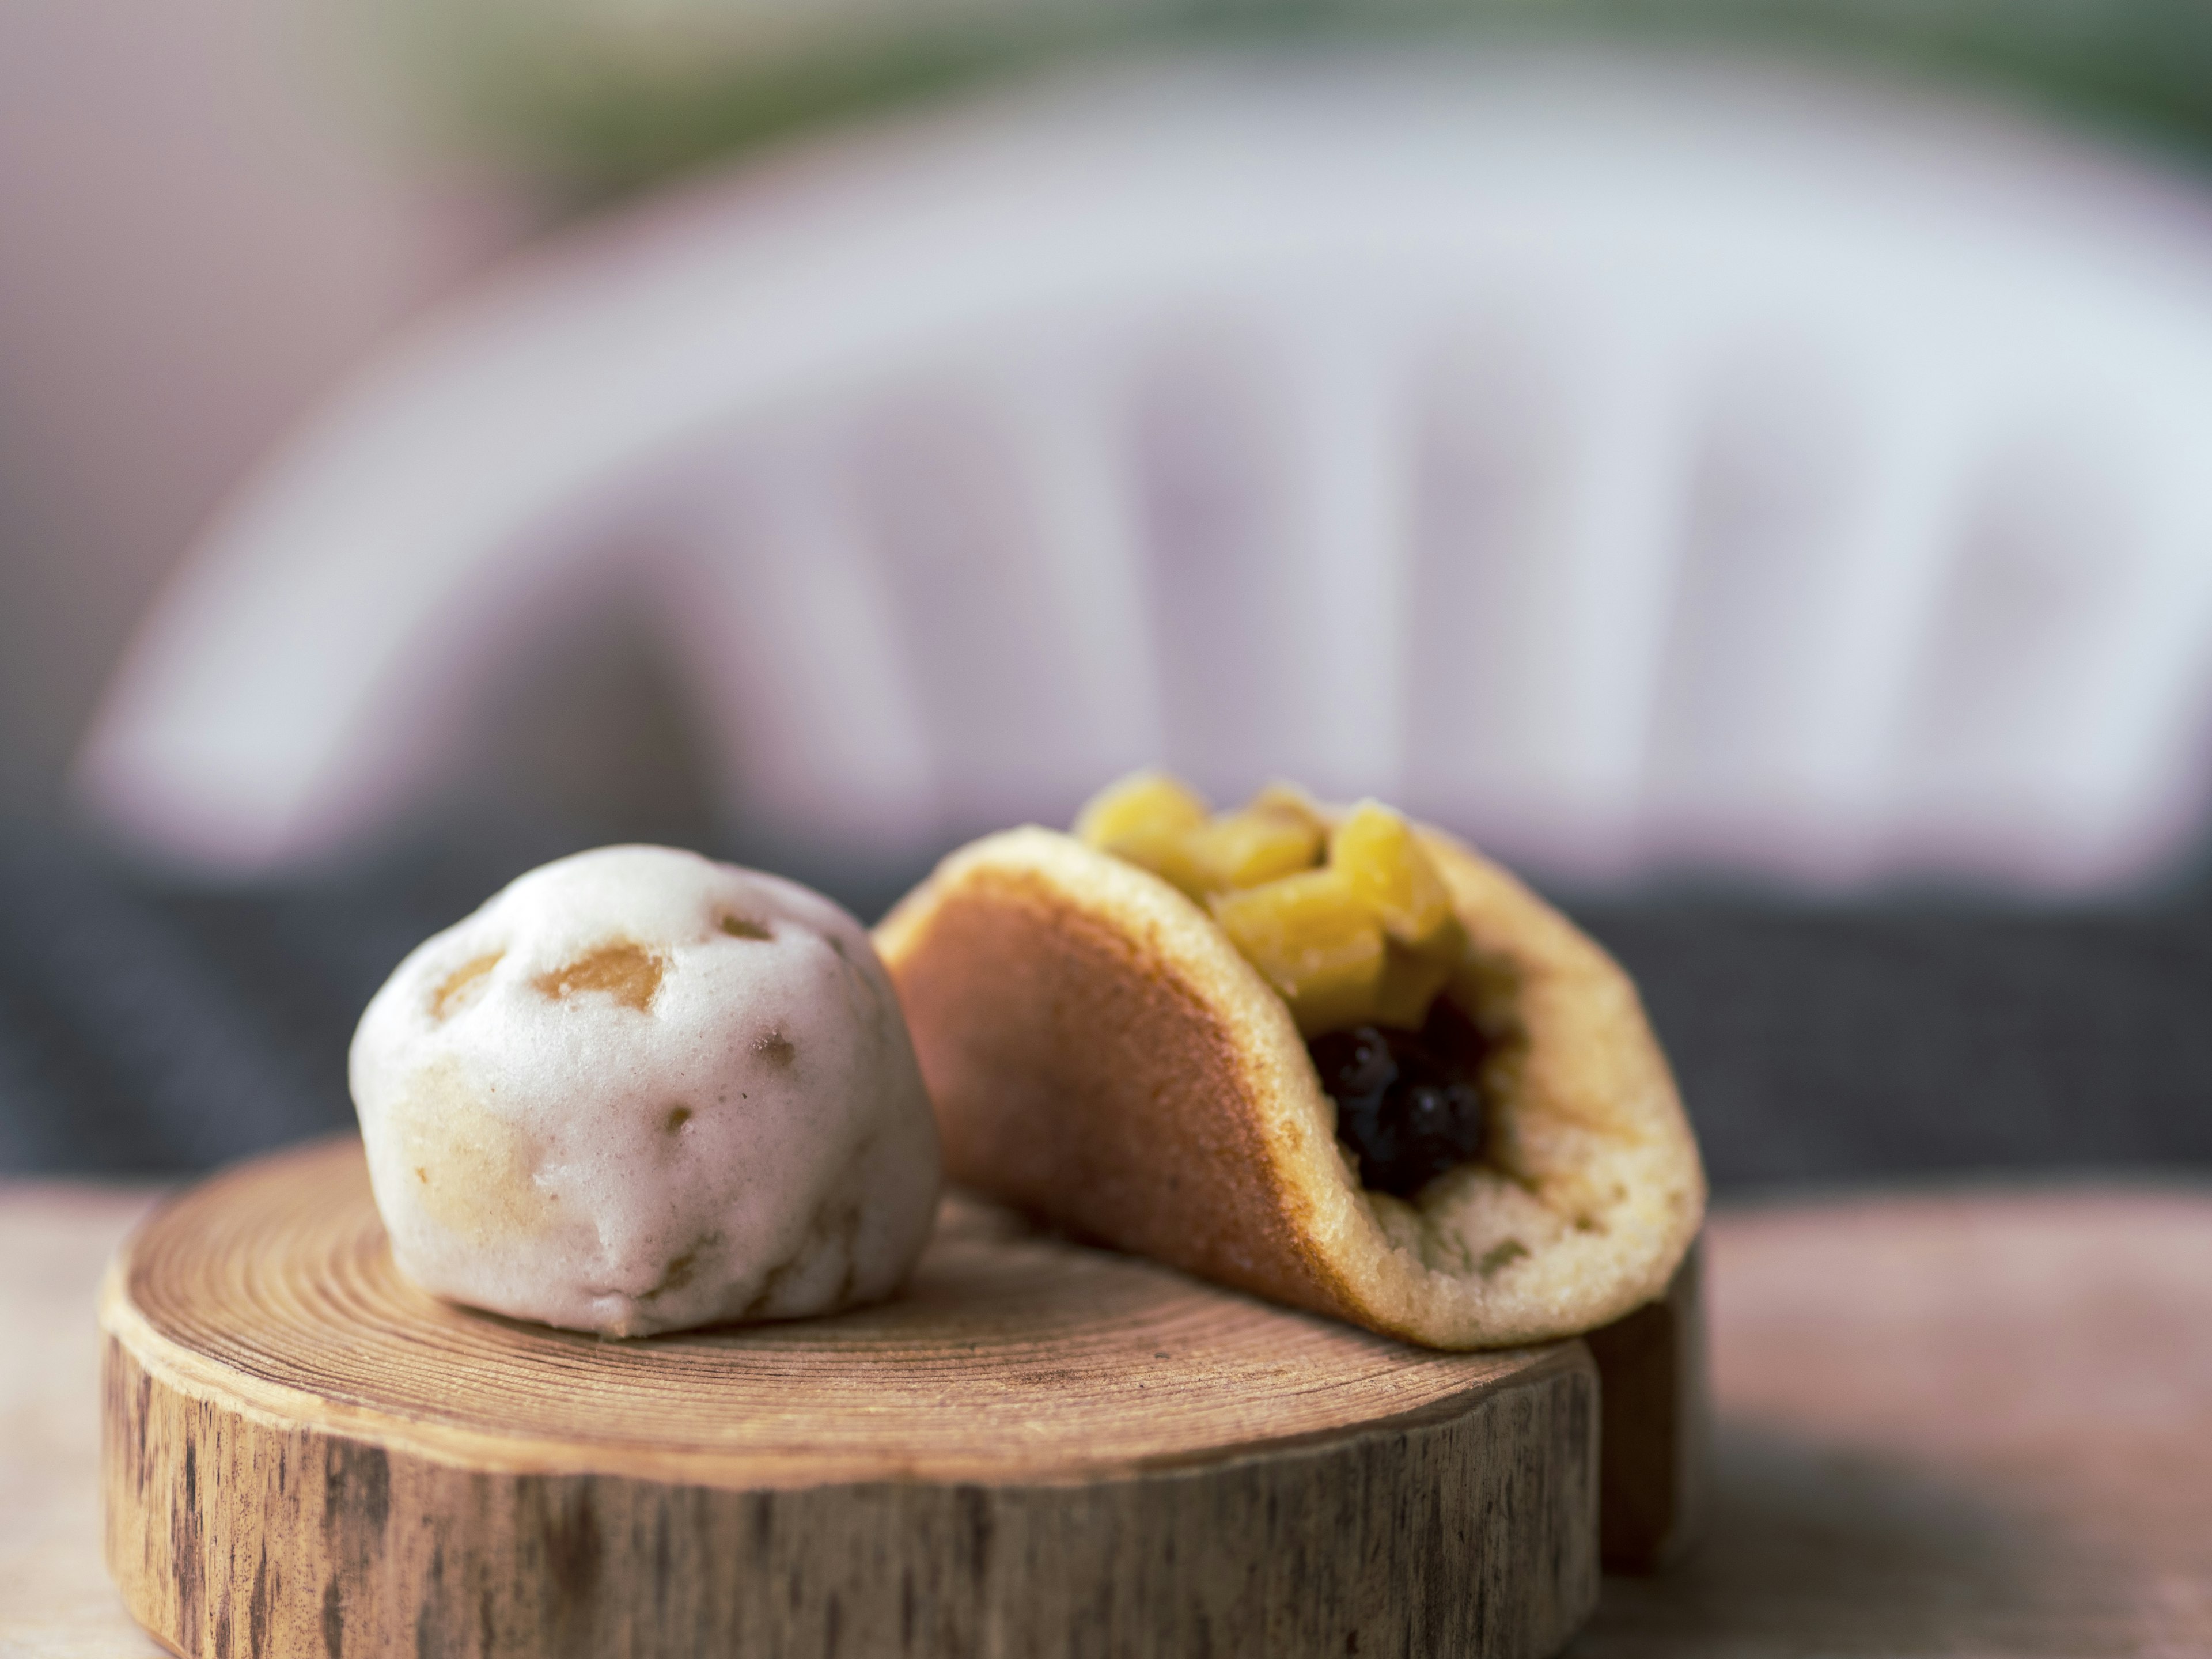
[349,845,942,1337]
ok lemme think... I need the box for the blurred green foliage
[378,0,2212,191]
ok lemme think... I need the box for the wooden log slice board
[100,1138,1600,1659]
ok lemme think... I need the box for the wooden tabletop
[5,1178,2208,1657]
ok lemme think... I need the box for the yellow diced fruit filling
[1185,806,1325,891]
[1244,781,1328,834]
[1074,770,1209,846]
[1074,771,1214,900]
[1330,801,1455,947]
[1072,773,1467,1035]
[1210,869,1387,1037]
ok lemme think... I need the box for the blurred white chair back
[77,51,2212,893]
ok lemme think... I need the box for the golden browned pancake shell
[874,823,1705,1348]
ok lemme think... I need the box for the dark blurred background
[6,0,2212,1188]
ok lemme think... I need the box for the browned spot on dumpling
[830,1205,863,1304]
[430,952,502,1021]
[753,1030,796,1067]
[533,940,664,1012]
[720,915,772,941]
[1479,1239,1529,1276]
[741,1255,805,1320]
[641,1237,717,1301]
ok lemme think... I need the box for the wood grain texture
[1586,1241,1707,1572]
[16,1179,2211,1656]
[99,1138,1599,1659]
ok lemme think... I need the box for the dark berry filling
[1308,999,1488,1199]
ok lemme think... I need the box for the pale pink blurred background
[17,0,2212,899]
[0,0,539,815]
[18,0,2212,908]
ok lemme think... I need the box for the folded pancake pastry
[875,775,1706,1349]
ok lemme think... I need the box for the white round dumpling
[349,844,941,1336]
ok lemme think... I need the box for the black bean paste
[1309,998,1488,1199]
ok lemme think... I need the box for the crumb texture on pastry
[876,825,1705,1348]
